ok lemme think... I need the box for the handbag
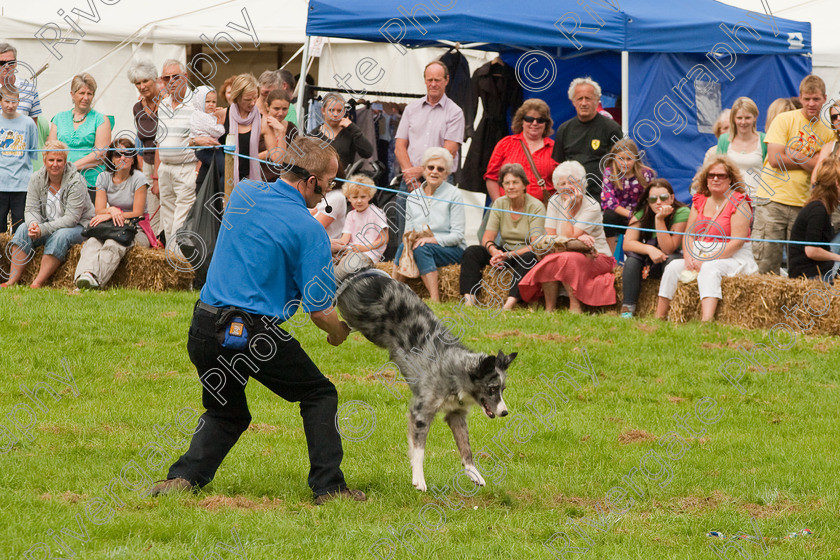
[517,138,552,202]
[82,216,140,247]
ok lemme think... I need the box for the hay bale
[0,234,193,291]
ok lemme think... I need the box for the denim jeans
[167,305,347,497]
[394,242,464,275]
[10,222,84,261]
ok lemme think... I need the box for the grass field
[1,287,838,559]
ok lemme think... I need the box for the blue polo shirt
[200,178,335,321]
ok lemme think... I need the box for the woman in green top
[621,178,689,318]
[460,163,546,310]
[48,73,111,201]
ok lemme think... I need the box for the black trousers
[459,245,537,299]
[622,247,681,307]
[0,192,26,234]
[603,208,629,239]
[168,305,347,497]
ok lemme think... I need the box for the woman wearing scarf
[213,74,262,183]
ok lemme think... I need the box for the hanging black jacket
[461,60,523,192]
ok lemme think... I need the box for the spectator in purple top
[600,138,654,253]
[393,61,465,238]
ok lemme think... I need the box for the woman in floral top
[600,138,654,253]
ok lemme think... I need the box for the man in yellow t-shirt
[752,75,834,275]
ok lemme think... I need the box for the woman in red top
[484,99,558,203]
[656,155,758,322]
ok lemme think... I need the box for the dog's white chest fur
[440,392,476,412]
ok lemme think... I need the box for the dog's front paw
[464,466,486,487]
[412,475,427,492]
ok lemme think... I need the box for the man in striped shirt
[153,59,199,250]
[0,43,42,124]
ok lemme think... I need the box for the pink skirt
[519,252,617,306]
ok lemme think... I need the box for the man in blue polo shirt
[151,136,365,505]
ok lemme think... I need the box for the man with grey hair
[153,59,202,249]
[0,42,42,124]
[552,77,622,200]
[128,59,163,238]
[257,70,282,116]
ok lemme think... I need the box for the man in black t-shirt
[552,78,623,200]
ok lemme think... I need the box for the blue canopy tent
[305,0,811,201]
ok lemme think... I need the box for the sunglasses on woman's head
[522,116,549,124]
[426,164,446,172]
[648,193,670,203]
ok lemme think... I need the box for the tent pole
[621,50,629,135]
[297,36,311,131]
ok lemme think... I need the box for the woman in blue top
[48,73,111,201]
[392,147,466,302]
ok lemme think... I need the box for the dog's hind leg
[408,410,433,492]
[445,410,486,487]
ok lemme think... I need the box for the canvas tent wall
[307,0,812,201]
[0,0,310,134]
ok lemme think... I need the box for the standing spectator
[259,89,298,183]
[190,86,225,190]
[715,97,765,198]
[276,69,297,124]
[1,141,94,288]
[656,156,757,322]
[0,87,38,235]
[484,99,557,203]
[518,161,616,313]
[701,109,731,165]
[752,75,834,275]
[48,73,111,198]
[220,75,236,107]
[257,70,281,116]
[0,43,42,124]
[394,61,465,236]
[788,158,840,280]
[765,97,800,133]
[212,74,261,184]
[552,77,623,200]
[74,139,149,290]
[128,59,162,238]
[154,60,198,249]
[811,100,840,233]
[310,93,374,171]
[461,163,545,310]
[392,147,466,302]
[620,179,689,318]
[600,138,654,253]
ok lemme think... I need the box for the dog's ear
[496,350,518,369]
[471,355,496,381]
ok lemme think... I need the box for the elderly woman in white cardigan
[392,147,466,302]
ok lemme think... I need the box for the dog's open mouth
[481,400,495,419]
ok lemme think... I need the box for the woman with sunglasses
[392,147,466,302]
[620,179,689,318]
[74,139,150,289]
[656,156,757,322]
[715,97,765,198]
[48,73,112,201]
[485,99,558,203]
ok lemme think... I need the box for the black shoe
[314,488,367,505]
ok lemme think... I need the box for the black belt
[196,300,256,331]
[196,300,222,314]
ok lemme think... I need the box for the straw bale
[0,235,193,291]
